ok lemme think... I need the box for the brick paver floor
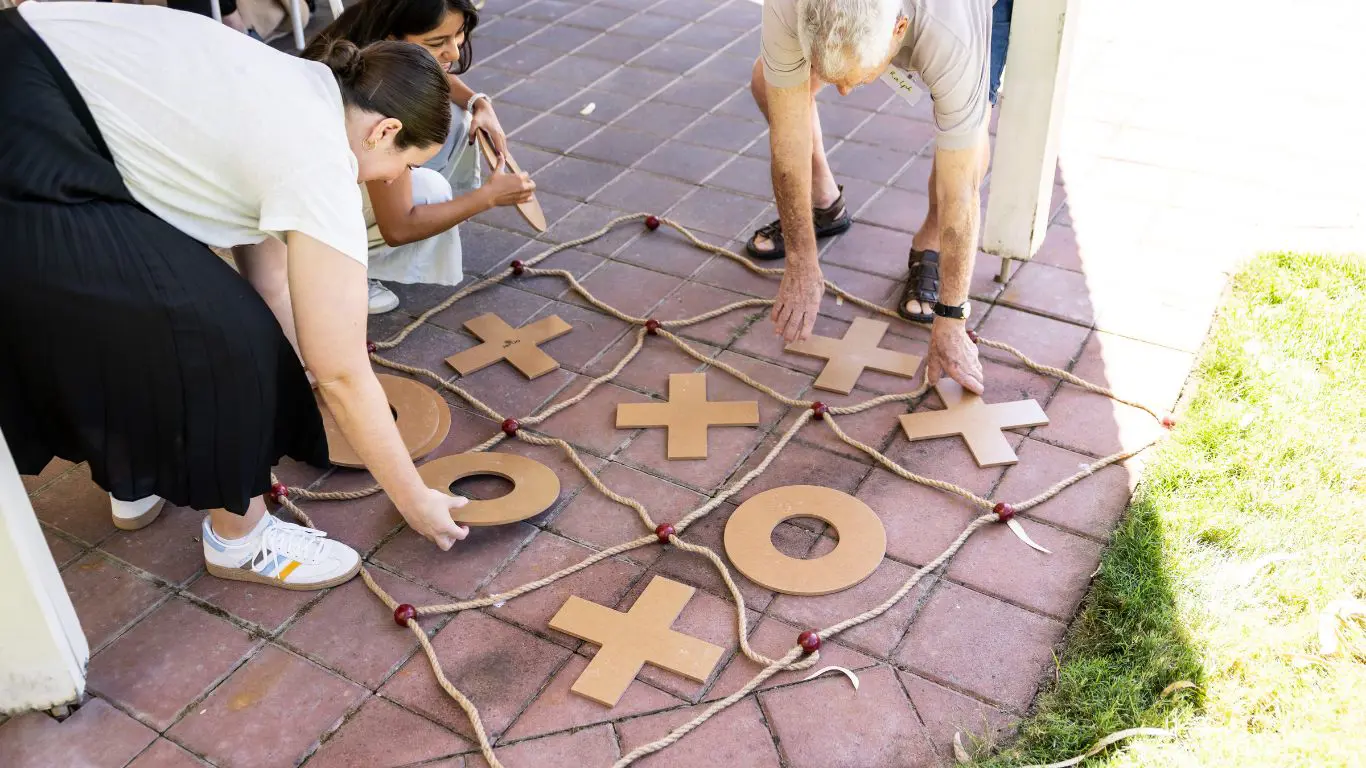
[8,0,1360,765]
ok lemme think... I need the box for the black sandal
[898,248,939,323]
[745,185,853,261]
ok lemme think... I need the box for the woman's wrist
[466,92,491,114]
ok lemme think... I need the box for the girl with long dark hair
[305,0,535,314]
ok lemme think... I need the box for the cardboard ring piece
[723,485,886,596]
[476,130,547,232]
[321,375,450,468]
[417,451,560,526]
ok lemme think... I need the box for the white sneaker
[110,494,166,531]
[202,513,360,590]
[368,279,400,314]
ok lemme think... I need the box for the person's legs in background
[165,0,256,38]
[989,0,1014,105]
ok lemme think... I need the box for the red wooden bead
[993,502,1015,522]
[966,329,980,344]
[1161,415,1177,429]
[366,341,377,353]
[644,318,661,335]
[501,418,520,436]
[644,215,661,231]
[269,482,288,501]
[654,523,676,543]
[393,603,417,627]
[511,259,525,275]
[798,630,821,654]
[811,402,829,419]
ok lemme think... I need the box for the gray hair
[796,0,902,80]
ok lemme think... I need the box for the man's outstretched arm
[767,79,825,343]
[925,125,991,393]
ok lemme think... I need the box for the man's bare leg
[904,139,990,316]
[749,57,841,254]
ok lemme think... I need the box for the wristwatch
[932,301,970,320]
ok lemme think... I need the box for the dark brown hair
[311,39,451,150]
[304,0,479,75]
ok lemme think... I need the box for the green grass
[975,252,1366,768]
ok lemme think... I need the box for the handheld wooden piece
[615,373,759,460]
[416,452,560,526]
[724,485,886,596]
[320,375,450,468]
[898,379,1049,466]
[783,318,922,395]
[444,313,572,380]
[548,576,725,707]
[476,129,546,232]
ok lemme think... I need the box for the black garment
[0,8,329,514]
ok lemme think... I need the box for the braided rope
[269,213,1172,766]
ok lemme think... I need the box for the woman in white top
[0,2,470,590]
[304,0,537,315]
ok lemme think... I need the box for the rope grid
[273,213,1171,767]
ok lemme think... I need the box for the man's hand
[925,318,983,394]
[469,101,508,160]
[772,258,824,342]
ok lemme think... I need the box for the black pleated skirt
[0,9,329,514]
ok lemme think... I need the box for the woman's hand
[482,156,536,208]
[469,101,508,160]
[397,487,471,551]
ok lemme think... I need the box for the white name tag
[880,65,925,107]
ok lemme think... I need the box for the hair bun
[319,39,365,83]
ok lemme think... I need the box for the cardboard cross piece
[615,373,760,460]
[549,576,725,707]
[444,313,572,380]
[898,379,1050,467]
[784,318,922,394]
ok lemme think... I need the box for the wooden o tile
[417,452,560,526]
[615,373,759,460]
[445,312,573,379]
[724,485,886,596]
[321,375,450,468]
[784,317,921,394]
[898,379,1049,467]
[548,575,724,707]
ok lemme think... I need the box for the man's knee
[410,167,454,205]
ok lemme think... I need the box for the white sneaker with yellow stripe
[202,513,360,590]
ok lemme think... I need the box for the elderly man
[748,0,1012,395]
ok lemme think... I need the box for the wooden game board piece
[320,375,450,468]
[783,318,922,394]
[548,576,725,707]
[615,373,759,460]
[476,129,546,232]
[416,451,560,526]
[444,313,573,380]
[898,378,1049,467]
[724,485,886,596]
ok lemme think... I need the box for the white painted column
[982,0,1082,277]
[0,431,88,715]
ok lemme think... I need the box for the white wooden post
[982,0,1081,279]
[0,432,88,715]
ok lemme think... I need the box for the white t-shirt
[20,1,368,264]
[761,0,993,151]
